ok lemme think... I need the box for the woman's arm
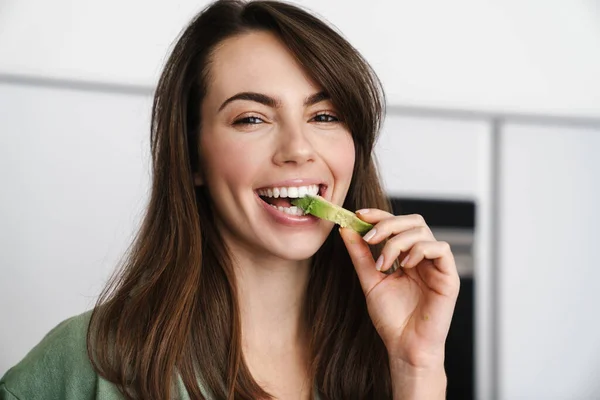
[389,357,447,400]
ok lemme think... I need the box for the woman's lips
[256,193,319,226]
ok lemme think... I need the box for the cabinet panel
[376,115,491,199]
[499,123,600,399]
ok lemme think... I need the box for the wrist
[388,356,447,400]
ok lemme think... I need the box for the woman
[0,1,459,399]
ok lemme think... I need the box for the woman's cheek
[328,134,355,179]
[203,134,258,176]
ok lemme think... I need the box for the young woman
[0,1,459,399]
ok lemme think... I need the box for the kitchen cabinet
[376,114,491,200]
[498,122,600,400]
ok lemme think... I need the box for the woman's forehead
[205,31,322,106]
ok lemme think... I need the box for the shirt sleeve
[0,383,22,400]
[0,311,99,400]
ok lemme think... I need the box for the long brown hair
[87,1,392,398]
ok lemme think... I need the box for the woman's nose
[272,123,316,166]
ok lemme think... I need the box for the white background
[1,0,600,117]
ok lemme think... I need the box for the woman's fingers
[383,237,459,296]
[339,227,382,295]
[358,212,434,245]
[375,226,433,272]
[355,208,395,221]
[416,256,461,298]
[401,240,456,276]
[344,209,458,295]
[356,212,435,273]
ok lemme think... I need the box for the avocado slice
[291,195,373,235]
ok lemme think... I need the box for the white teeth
[288,206,301,215]
[270,204,304,216]
[258,184,321,198]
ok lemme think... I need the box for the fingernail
[362,228,377,242]
[400,254,410,267]
[375,255,384,271]
[356,209,370,214]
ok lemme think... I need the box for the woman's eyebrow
[218,92,280,111]
[218,91,330,112]
[304,91,330,106]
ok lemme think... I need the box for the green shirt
[0,310,209,400]
[1,311,322,400]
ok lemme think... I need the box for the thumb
[339,227,383,295]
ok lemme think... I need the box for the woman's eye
[312,113,339,123]
[233,116,264,125]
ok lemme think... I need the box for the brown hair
[87,1,392,398]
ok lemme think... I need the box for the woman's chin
[266,237,328,262]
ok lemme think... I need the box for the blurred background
[1,1,599,399]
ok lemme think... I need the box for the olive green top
[1,310,323,399]
[0,310,208,399]
[0,310,319,400]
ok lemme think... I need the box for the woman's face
[197,31,355,261]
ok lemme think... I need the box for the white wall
[1,0,599,117]
[0,83,152,374]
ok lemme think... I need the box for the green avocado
[291,195,373,235]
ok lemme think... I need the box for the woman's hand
[339,209,460,397]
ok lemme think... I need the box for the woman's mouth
[256,184,326,216]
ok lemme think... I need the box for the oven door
[390,197,475,400]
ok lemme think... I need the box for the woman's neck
[232,250,313,398]
[233,252,311,350]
